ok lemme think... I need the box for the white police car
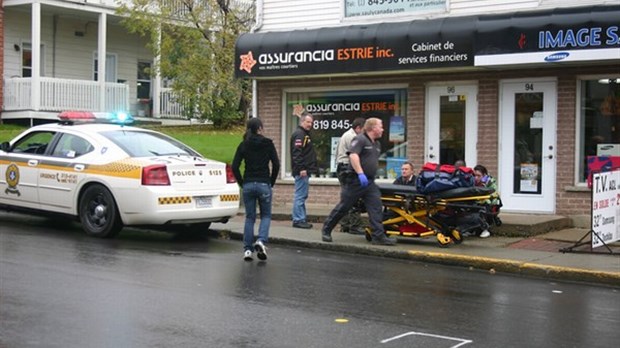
[0,111,239,238]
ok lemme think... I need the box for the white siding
[450,0,541,14]
[258,0,615,32]
[261,0,342,31]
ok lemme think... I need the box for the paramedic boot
[321,229,333,242]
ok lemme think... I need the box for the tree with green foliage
[117,0,254,128]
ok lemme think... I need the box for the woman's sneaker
[254,240,268,261]
[479,230,491,238]
[243,250,253,261]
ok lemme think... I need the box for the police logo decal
[5,163,21,196]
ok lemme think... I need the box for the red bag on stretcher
[415,162,475,194]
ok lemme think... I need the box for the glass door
[499,80,557,213]
[426,85,478,166]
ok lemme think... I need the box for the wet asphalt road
[1,211,619,348]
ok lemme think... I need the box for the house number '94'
[525,83,534,91]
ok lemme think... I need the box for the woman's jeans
[292,175,309,223]
[242,182,272,251]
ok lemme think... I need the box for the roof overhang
[235,5,620,79]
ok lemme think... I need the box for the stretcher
[367,183,501,247]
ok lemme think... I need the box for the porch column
[97,12,107,112]
[152,25,161,118]
[31,2,41,112]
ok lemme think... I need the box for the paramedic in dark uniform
[321,117,396,245]
[335,117,366,234]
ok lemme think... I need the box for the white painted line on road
[381,331,473,347]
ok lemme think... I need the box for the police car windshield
[101,130,200,158]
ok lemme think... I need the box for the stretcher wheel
[436,232,452,247]
[364,228,372,242]
[450,229,463,244]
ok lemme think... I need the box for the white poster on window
[591,169,620,248]
[519,163,538,192]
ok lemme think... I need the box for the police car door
[39,133,92,214]
[0,130,56,210]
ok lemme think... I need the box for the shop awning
[235,5,620,78]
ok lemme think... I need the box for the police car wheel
[79,184,122,238]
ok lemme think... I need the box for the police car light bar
[58,111,96,120]
[58,111,134,125]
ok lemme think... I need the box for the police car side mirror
[0,142,10,152]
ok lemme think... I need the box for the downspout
[250,0,263,119]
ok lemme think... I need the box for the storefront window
[578,78,620,183]
[285,88,407,179]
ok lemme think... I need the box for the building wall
[259,64,616,216]
[259,0,613,32]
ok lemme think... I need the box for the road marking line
[381,331,472,347]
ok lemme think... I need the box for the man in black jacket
[290,112,317,229]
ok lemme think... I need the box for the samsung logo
[544,52,570,62]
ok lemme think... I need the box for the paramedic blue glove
[358,173,369,187]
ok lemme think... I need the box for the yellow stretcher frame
[371,184,498,247]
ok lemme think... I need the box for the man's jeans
[292,175,309,223]
[242,182,272,251]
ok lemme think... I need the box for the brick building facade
[236,4,620,225]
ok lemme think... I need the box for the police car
[0,111,240,238]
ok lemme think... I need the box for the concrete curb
[221,230,620,286]
[404,251,620,286]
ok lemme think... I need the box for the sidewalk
[211,206,620,286]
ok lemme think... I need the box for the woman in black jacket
[232,118,280,261]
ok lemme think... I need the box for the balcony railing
[160,88,189,119]
[3,77,129,113]
[3,77,191,119]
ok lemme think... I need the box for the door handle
[429,154,435,159]
[547,154,553,159]
[74,164,85,172]
[28,159,39,167]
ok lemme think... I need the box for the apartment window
[137,61,152,99]
[21,43,44,77]
[578,77,620,183]
[93,53,117,82]
[284,88,408,179]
